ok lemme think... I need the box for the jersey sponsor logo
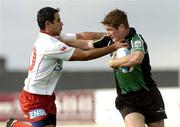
[134,40,142,48]
[29,109,47,119]
[156,107,165,113]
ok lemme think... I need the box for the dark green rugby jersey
[114,28,156,95]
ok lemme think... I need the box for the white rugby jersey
[24,32,75,95]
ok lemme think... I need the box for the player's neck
[40,30,57,36]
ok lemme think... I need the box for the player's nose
[60,21,63,26]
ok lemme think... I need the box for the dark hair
[101,9,129,29]
[37,7,59,30]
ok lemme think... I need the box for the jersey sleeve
[43,41,75,61]
[131,34,145,53]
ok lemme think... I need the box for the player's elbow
[132,59,142,65]
[69,49,95,61]
[130,52,144,65]
[129,56,143,65]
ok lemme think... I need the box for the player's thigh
[124,112,145,127]
[147,120,164,127]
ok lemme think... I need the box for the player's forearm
[66,40,93,50]
[76,32,106,40]
[63,35,112,50]
[60,32,105,50]
[109,53,143,67]
[109,56,132,68]
[83,43,121,60]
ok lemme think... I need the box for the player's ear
[117,24,125,33]
[45,20,51,28]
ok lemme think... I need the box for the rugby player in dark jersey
[105,9,167,127]
[89,9,167,127]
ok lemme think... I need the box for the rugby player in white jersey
[6,7,127,127]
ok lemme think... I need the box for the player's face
[50,12,63,36]
[103,24,125,42]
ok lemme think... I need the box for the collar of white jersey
[39,31,60,40]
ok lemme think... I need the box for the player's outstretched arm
[60,33,92,50]
[69,40,128,61]
[60,32,106,42]
[76,32,106,40]
[61,35,113,50]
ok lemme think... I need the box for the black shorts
[115,87,167,123]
